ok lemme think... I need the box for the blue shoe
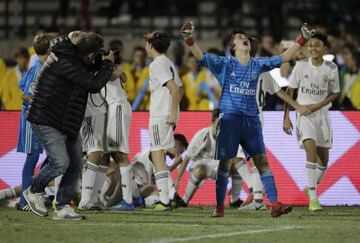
[110,200,135,211]
[133,196,144,208]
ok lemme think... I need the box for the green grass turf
[0,206,360,243]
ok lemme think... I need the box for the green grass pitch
[1,206,360,243]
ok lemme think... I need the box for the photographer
[23,31,119,220]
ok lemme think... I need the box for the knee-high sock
[80,161,98,203]
[20,153,40,205]
[230,175,243,203]
[91,165,108,203]
[234,159,253,191]
[306,161,318,200]
[120,165,133,204]
[316,164,327,185]
[250,166,264,203]
[184,174,201,204]
[216,166,229,206]
[99,177,111,205]
[168,171,176,200]
[260,171,278,203]
[154,171,170,205]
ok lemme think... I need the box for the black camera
[90,50,122,72]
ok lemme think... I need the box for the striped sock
[216,167,229,206]
[306,161,317,200]
[155,171,170,205]
[260,171,278,203]
[316,164,327,185]
[184,174,201,204]
[120,165,133,204]
[234,159,253,188]
[80,161,98,203]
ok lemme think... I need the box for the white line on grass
[150,226,303,243]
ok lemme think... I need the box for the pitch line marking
[150,225,304,243]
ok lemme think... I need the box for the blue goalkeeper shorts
[215,113,265,160]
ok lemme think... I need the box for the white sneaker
[23,188,48,217]
[78,200,102,211]
[238,201,267,211]
[53,205,85,220]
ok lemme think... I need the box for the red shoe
[211,205,224,217]
[240,193,254,207]
[270,202,293,218]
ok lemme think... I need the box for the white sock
[120,165,133,204]
[145,195,160,208]
[316,164,327,184]
[54,175,63,202]
[154,171,170,205]
[234,159,253,188]
[184,174,201,204]
[230,175,243,203]
[80,161,98,203]
[0,187,16,202]
[306,161,318,200]
[250,166,264,203]
[168,171,176,200]
[132,179,141,199]
[100,177,111,205]
[91,165,108,203]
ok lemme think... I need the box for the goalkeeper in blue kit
[180,22,314,217]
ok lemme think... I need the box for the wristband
[296,35,307,46]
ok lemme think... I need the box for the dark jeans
[30,124,82,207]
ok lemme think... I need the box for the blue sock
[260,171,278,203]
[20,153,40,205]
[216,168,229,206]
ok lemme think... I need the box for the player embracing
[180,22,315,217]
[283,32,340,211]
[144,31,184,210]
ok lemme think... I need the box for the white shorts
[106,102,131,153]
[190,159,219,180]
[131,160,154,187]
[296,109,333,149]
[149,118,175,152]
[80,113,106,154]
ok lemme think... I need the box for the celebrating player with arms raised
[180,22,314,217]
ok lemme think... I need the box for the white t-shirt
[288,58,340,110]
[186,127,216,161]
[84,92,107,117]
[257,72,281,125]
[149,54,183,119]
[102,78,128,105]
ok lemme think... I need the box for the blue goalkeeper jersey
[199,53,282,116]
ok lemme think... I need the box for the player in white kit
[145,31,184,210]
[283,32,340,211]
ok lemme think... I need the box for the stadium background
[0,0,359,206]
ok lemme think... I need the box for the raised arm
[180,22,204,61]
[281,24,315,63]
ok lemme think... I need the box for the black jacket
[27,36,115,138]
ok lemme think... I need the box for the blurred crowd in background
[1,0,359,111]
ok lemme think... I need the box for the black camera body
[90,50,121,72]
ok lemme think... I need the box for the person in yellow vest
[0,58,7,109]
[125,46,150,110]
[1,48,30,110]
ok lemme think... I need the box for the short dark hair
[144,31,171,54]
[227,29,248,56]
[71,31,104,56]
[174,133,188,149]
[14,47,30,59]
[109,39,123,51]
[311,32,330,48]
[33,33,57,55]
[211,108,221,122]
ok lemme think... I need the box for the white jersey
[289,58,340,110]
[187,127,216,161]
[84,92,107,117]
[149,54,183,119]
[256,72,281,125]
[102,78,128,105]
